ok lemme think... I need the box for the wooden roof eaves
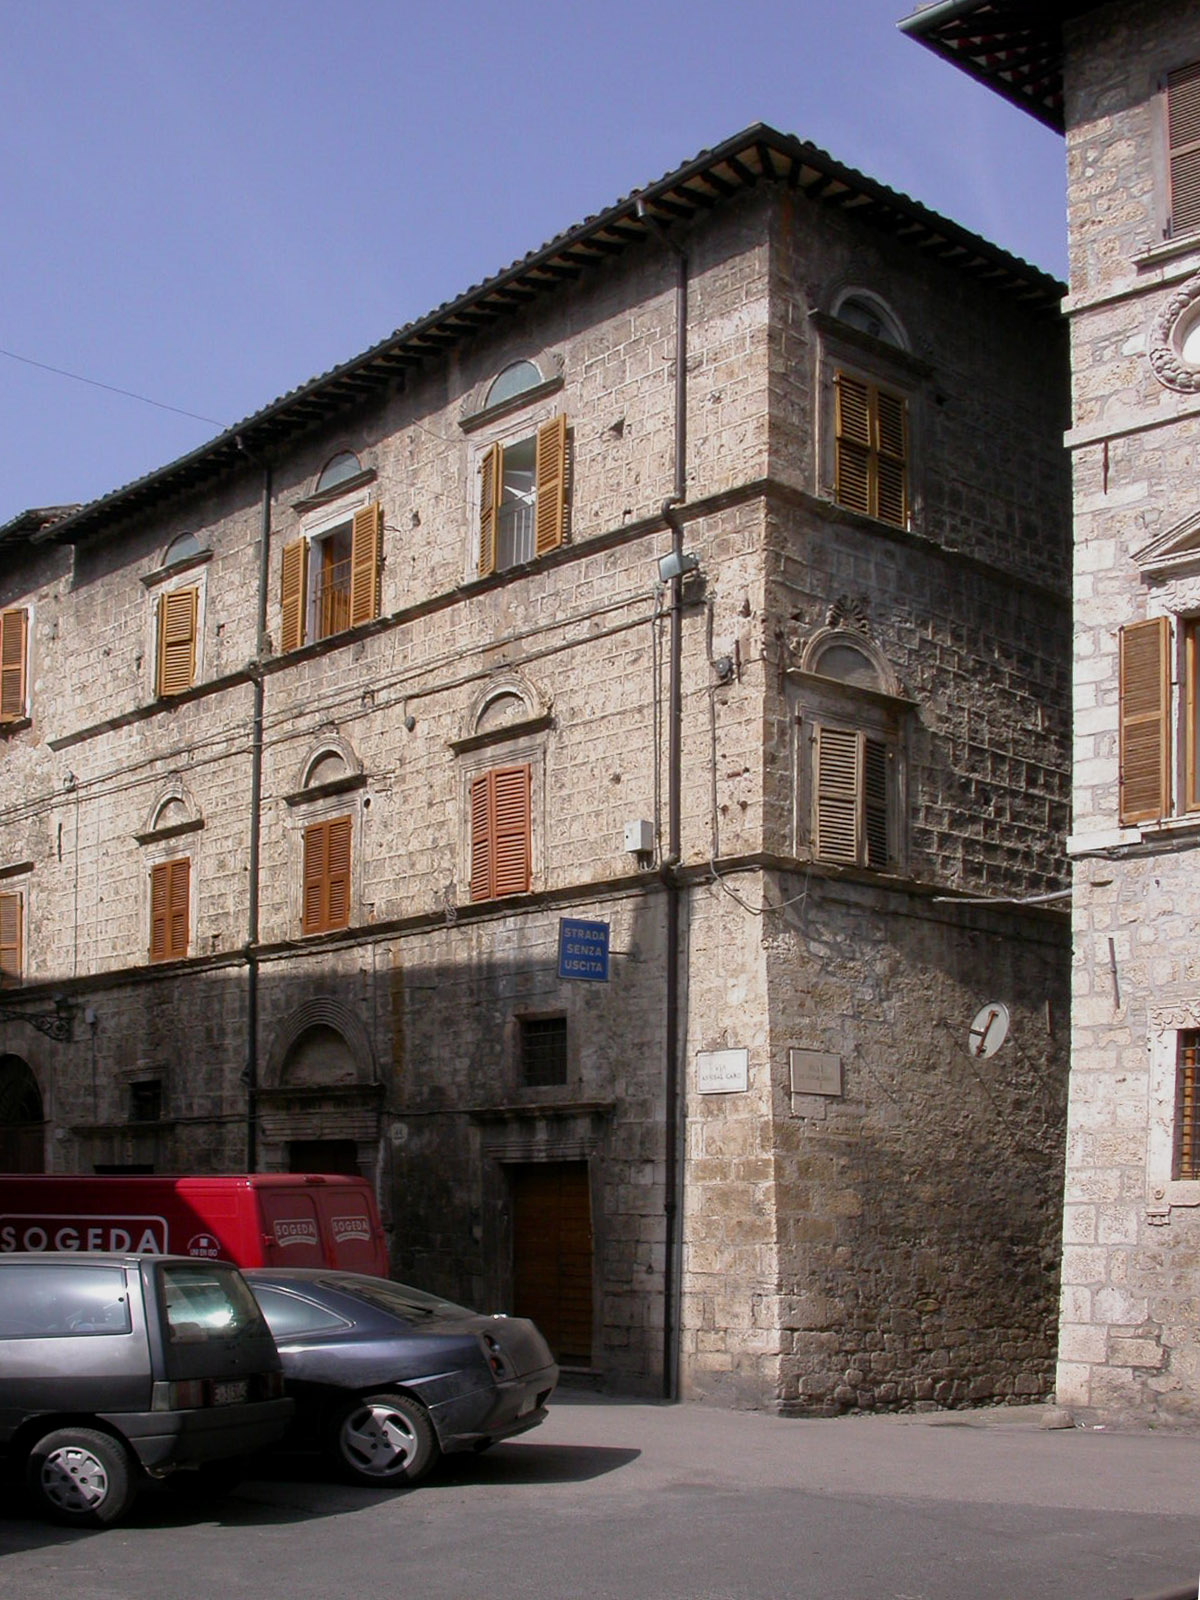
[45,120,1064,546]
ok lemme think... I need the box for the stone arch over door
[257,998,382,1175]
[0,1054,45,1172]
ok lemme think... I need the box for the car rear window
[0,1263,131,1339]
[159,1262,268,1344]
[328,1276,474,1322]
[251,1284,352,1338]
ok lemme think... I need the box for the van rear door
[315,1188,387,1274]
[255,1188,326,1267]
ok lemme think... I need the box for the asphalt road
[2,1391,1198,1600]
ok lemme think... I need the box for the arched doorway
[0,1055,45,1172]
[258,1009,381,1177]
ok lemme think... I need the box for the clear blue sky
[0,0,1065,527]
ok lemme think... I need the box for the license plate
[210,1380,248,1406]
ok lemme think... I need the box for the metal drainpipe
[640,195,688,1403]
[242,447,271,1170]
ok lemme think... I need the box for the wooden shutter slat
[157,588,197,697]
[0,891,22,979]
[280,539,308,653]
[350,504,381,627]
[1119,618,1171,824]
[0,608,28,722]
[479,445,501,578]
[534,415,568,557]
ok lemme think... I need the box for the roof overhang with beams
[899,1,1106,133]
[31,121,1064,549]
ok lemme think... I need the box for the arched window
[163,532,201,566]
[316,451,363,495]
[486,361,542,409]
[834,293,906,350]
[810,640,882,690]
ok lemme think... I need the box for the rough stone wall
[0,165,1072,1412]
[765,882,1067,1413]
[1058,0,1200,1424]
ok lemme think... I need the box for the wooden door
[510,1161,593,1365]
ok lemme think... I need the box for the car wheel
[331,1392,436,1486]
[26,1427,136,1527]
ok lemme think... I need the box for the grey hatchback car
[0,1252,292,1526]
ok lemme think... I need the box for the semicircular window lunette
[486,360,543,409]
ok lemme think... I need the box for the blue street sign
[557,917,610,982]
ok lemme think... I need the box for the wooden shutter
[834,373,872,516]
[280,538,308,652]
[814,726,861,863]
[0,892,22,979]
[469,765,531,901]
[834,373,907,528]
[478,444,501,578]
[0,608,28,722]
[469,775,493,902]
[1119,618,1171,824]
[350,504,381,627]
[863,737,889,867]
[149,859,189,962]
[1168,61,1200,237]
[534,415,568,557]
[875,390,908,528]
[303,816,352,934]
[156,587,197,696]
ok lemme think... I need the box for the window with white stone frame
[788,628,909,872]
[1145,1005,1200,1219]
[1116,611,1200,826]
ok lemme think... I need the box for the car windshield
[328,1276,475,1322]
[160,1262,267,1343]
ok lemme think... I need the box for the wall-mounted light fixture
[657,550,699,584]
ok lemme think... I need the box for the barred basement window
[520,1016,568,1088]
[1176,1031,1200,1180]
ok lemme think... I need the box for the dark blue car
[243,1268,558,1486]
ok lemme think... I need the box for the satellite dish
[968,1002,1010,1059]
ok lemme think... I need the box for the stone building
[0,123,1072,1409]
[905,0,1200,1426]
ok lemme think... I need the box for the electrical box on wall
[623,819,654,854]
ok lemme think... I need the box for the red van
[0,1174,389,1278]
